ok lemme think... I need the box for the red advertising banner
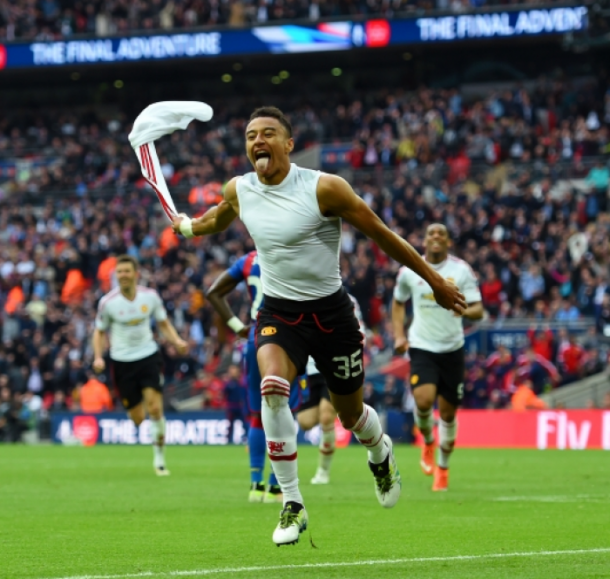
[451,410,610,450]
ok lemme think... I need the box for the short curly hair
[249,106,292,137]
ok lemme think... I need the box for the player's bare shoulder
[316,172,355,216]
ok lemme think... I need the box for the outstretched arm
[317,174,467,314]
[172,177,240,237]
[206,271,250,338]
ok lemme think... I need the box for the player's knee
[146,399,162,419]
[337,411,359,430]
[296,414,315,431]
[261,376,291,411]
[319,409,335,428]
[263,393,288,412]
[416,397,435,412]
[439,409,456,423]
[130,411,145,426]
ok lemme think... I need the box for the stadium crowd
[1,74,610,440]
[0,0,569,42]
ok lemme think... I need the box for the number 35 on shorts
[332,349,363,380]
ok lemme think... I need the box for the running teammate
[172,107,466,545]
[92,255,188,475]
[392,224,483,491]
[206,250,301,504]
[297,294,365,485]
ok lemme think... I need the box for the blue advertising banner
[320,143,353,170]
[0,7,588,70]
[51,411,345,446]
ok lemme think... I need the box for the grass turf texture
[2,445,609,579]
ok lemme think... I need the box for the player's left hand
[171,214,189,235]
[432,279,467,315]
[174,339,189,356]
[238,325,251,339]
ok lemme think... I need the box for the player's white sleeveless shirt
[236,163,342,300]
[95,286,168,362]
[393,256,481,353]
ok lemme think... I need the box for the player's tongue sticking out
[255,151,270,173]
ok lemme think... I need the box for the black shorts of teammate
[409,346,465,407]
[111,351,163,410]
[256,287,364,396]
[299,372,330,412]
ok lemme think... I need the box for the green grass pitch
[2,444,609,579]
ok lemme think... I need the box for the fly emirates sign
[445,410,610,450]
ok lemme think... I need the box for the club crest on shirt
[422,292,437,302]
[411,374,419,385]
[141,304,149,313]
[261,326,277,336]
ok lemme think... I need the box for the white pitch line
[38,548,610,579]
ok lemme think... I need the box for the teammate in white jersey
[297,294,366,485]
[392,224,483,491]
[92,255,188,476]
[171,107,466,546]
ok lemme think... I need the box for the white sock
[150,417,166,468]
[350,405,388,464]
[261,376,303,506]
[415,407,435,444]
[318,423,335,472]
[438,418,457,469]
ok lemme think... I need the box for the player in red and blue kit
[206,250,301,504]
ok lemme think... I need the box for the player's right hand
[394,336,408,355]
[432,279,467,315]
[238,325,251,339]
[93,357,105,373]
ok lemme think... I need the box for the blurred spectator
[363,381,379,410]
[527,325,554,362]
[193,370,225,409]
[519,265,545,309]
[511,380,547,411]
[516,347,560,394]
[555,299,581,323]
[223,364,247,443]
[379,375,402,410]
[480,266,503,317]
[464,366,489,409]
[556,334,586,385]
[3,391,29,442]
[79,372,113,413]
[49,390,69,411]
[585,160,609,215]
